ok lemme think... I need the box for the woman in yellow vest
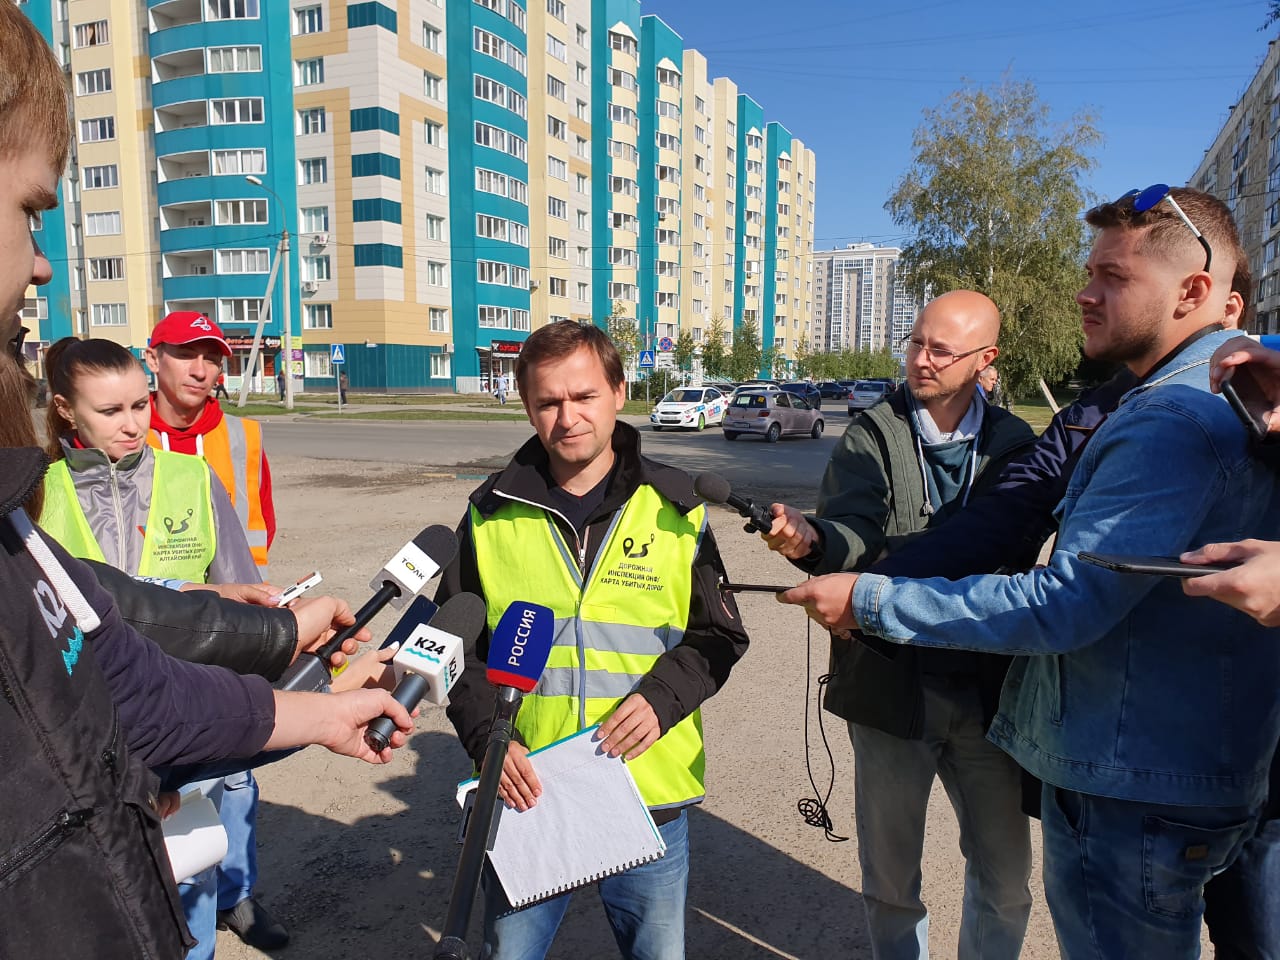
[39,337,260,588]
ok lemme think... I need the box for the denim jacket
[852,329,1280,807]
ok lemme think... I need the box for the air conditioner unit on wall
[442,342,453,353]
[312,233,329,247]
[300,280,318,293]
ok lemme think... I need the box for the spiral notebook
[456,725,666,908]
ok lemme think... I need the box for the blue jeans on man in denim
[852,677,1031,960]
[176,779,226,960]
[481,809,689,960]
[1041,782,1260,960]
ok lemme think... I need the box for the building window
[214,148,266,175]
[79,116,115,143]
[88,257,124,281]
[215,199,268,225]
[73,20,108,47]
[547,197,567,220]
[305,352,333,378]
[295,57,324,86]
[546,75,566,101]
[425,215,446,241]
[476,215,508,241]
[82,164,118,189]
[76,68,111,96]
[22,298,49,322]
[548,156,567,180]
[546,34,567,62]
[512,309,530,331]
[424,72,443,100]
[304,304,333,329]
[217,249,270,274]
[423,24,442,52]
[84,211,121,236]
[429,308,450,332]
[297,108,326,135]
[478,305,510,328]
[549,277,567,297]
[300,206,330,232]
[547,0,566,22]
[425,167,447,195]
[302,255,332,281]
[607,30,637,55]
[210,98,263,124]
[299,157,328,184]
[424,120,444,146]
[576,24,588,45]
[431,354,451,379]
[295,5,323,34]
[576,281,589,300]
[477,260,508,285]
[547,117,567,141]
[208,46,261,73]
[427,261,449,286]
[548,237,567,259]
[91,303,127,326]
[473,27,527,76]
[208,0,259,18]
[224,298,268,328]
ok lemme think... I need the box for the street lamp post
[245,175,293,410]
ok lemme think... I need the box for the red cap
[149,312,232,357]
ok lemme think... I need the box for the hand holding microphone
[695,472,818,558]
[364,593,486,752]
[694,472,773,533]
[274,525,458,692]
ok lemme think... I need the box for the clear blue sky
[641,0,1274,249]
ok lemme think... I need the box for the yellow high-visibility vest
[472,485,708,809]
[40,450,216,582]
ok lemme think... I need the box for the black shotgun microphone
[274,525,459,692]
[694,472,773,534]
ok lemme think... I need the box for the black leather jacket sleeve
[85,560,297,680]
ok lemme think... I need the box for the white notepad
[457,725,666,908]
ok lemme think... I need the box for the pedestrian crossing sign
[330,343,345,364]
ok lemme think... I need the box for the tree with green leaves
[701,315,729,378]
[887,78,1101,398]
[673,330,696,374]
[729,318,763,381]
[607,301,639,398]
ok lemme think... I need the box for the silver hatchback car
[722,389,825,443]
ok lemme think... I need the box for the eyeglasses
[1120,184,1213,272]
[899,336,994,369]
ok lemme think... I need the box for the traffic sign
[330,343,345,364]
[638,350,655,368]
[658,336,674,352]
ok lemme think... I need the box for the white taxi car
[650,387,728,431]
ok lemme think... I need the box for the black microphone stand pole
[434,687,523,960]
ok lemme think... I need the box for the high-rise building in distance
[812,243,918,356]
[20,0,816,391]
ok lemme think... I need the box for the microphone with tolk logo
[374,525,457,610]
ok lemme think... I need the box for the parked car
[816,380,853,401]
[848,379,893,414]
[780,381,822,409]
[722,389,825,443]
[649,386,728,431]
[728,382,781,402]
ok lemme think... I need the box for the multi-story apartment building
[21,0,815,390]
[812,243,918,355]
[1190,39,1280,334]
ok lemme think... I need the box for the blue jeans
[1041,783,1259,959]
[179,867,218,960]
[481,809,689,960]
[215,769,259,910]
[850,677,1031,960]
[1204,747,1280,960]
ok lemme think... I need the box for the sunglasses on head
[1118,184,1213,272]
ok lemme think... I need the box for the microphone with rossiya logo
[434,601,554,960]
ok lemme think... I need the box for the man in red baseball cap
[144,312,286,950]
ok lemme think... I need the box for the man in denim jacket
[782,187,1280,959]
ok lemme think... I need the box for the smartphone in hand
[275,570,323,606]
[1221,365,1271,443]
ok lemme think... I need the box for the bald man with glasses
[764,290,1038,960]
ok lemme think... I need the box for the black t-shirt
[543,464,613,538]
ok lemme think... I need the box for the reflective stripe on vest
[149,415,269,565]
[39,451,216,581]
[471,486,708,809]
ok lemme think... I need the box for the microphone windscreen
[431,592,487,644]
[486,602,554,693]
[693,472,732,505]
[413,525,460,570]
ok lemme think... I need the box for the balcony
[158,150,210,182]
[155,99,206,133]
[150,0,201,32]
[160,200,212,230]
[153,48,204,83]
[163,249,215,279]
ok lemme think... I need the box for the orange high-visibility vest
[148,415,269,566]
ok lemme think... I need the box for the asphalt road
[261,416,843,509]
